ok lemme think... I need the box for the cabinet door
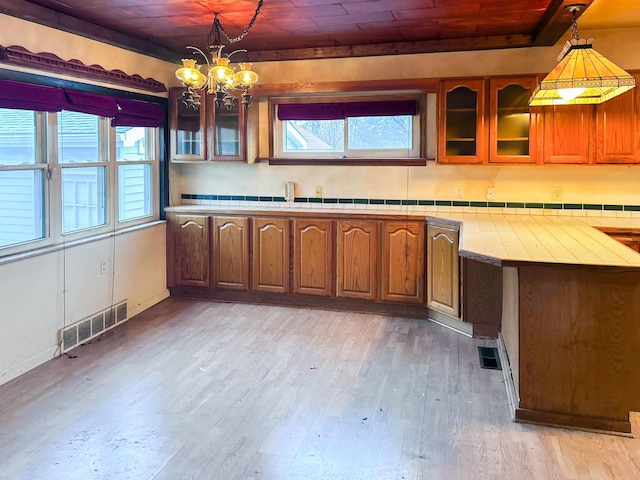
[170,87,207,161]
[381,221,425,303]
[489,76,538,164]
[173,215,211,287]
[427,223,460,318]
[541,104,594,164]
[252,217,290,293]
[438,79,487,164]
[213,216,249,290]
[206,95,247,161]
[336,220,379,300]
[294,219,334,296]
[596,76,640,164]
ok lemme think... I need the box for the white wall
[0,16,171,386]
[169,27,640,208]
[0,223,168,386]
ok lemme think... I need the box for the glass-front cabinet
[170,87,206,161]
[170,87,246,162]
[489,76,538,164]
[438,79,487,164]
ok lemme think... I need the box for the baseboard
[497,333,518,421]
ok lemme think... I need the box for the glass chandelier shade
[529,5,636,106]
[175,59,207,90]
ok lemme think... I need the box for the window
[0,84,162,256]
[0,109,46,248]
[116,126,154,222]
[273,96,424,161]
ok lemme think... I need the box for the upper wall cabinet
[595,74,640,164]
[438,79,487,164]
[170,87,207,161]
[489,77,538,164]
[170,87,247,162]
[541,104,593,164]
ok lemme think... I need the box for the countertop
[166,203,640,269]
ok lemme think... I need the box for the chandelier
[175,1,263,110]
[529,3,636,106]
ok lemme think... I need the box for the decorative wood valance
[0,45,166,93]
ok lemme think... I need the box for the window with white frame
[273,96,423,160]
[0,84,161,256]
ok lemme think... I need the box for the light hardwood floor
[1,298,639,480]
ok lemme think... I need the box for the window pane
[0,169,44,248]
[116,126,148,161]
[118,164,151,221]
[348,115,412,149]
[58,111,100,164]
[62,166,106,233]
[283,120,344,152]
[0,109,37,165]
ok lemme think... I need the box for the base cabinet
[252,217,290,293]
[213,216,250,290]
[336,220,379,300]
[381,221,425,303]
[427,222,460,318]
[172,214,211,287]
[293,219,334,296]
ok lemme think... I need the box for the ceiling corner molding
[0,45,167,92]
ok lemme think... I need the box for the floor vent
[60,300,128,353]
[478,346,502,370]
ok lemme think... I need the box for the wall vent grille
[59,300,128,353]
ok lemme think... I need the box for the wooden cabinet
[427,222,460,318]
[336,220,379,300]
[170,87,207,161]
[171,215,211,287]
[489,76,538,164]
[169,87,247,162]
[438,79,487,164]
[541,104,594,164]
[595,74,640,164]
[212,216,250,290]
[252,217,290,293]
[293,219,334,296]
[381,221,425,303]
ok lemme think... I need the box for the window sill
[261,157,432,166]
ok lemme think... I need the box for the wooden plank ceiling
[4,0,594,62]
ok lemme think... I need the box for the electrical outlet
[99,260,107,275]
[315,185,322,198]
[552,187,563,202]
[486,187,495,201]
[454,185,464,200]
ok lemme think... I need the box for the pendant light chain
[219,0,264,44]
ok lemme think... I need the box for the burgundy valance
[112,98,164,127]
[0,79,67,112]
[277,100,418,121]
[64,90,119,118]
[0,79,164,127]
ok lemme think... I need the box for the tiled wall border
[180,193,640,217]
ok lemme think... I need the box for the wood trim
[253,79,438,98]
[265,158,430,166]
[0,0,179,62]
[245,34,533,62]
[0,45,167,93]
[515,408,632,436]
[532,0,595,46]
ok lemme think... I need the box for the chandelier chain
[219,0,264,44]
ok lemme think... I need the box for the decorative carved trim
[0,45,167,93]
